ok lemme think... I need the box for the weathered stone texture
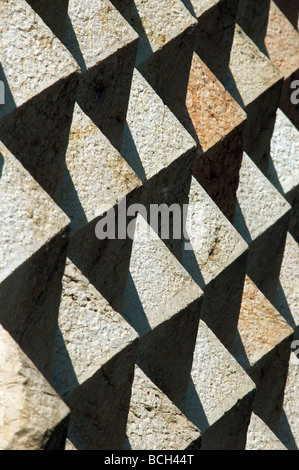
[184,52,246,222]
[0,142,70,379]
[0,325,69,450]
[234,152,291,302]
[227,25,283,173]
[0,0,298,452]
[125,366,201,450]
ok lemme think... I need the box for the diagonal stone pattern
[0,0,298,450]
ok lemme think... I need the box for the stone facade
[0,0,298,451]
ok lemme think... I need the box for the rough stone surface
[192,0,240,84]
[0,0,298,452]
[0,142,70,378]
[122,68,196,258]
[0,0,79,202]
[184,52,246,221]
[231,275,293,431]
[265,1,299,130]
[26,0,69,42]
[227,24,283,172]
[51,259,138,450]
[182,176,248,347]
[65,0,139,150]
[274,232,299,333]
[111,0,197,121]
[234,152,291,302]
[185,320,256,449]
[125,366,201,450]
[123,214,203,410]
[0,324,69,450]
[246,413,287,450]
[268,108,299,241]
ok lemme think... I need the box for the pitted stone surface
[0,0,78,119]
[185,320,255,436]
[52,259,138,398]
[265,1,299,80]
[274,232,299,333]
[183,177,247,287]
[125,366,201,450]
[234,153,290,242]
[184,52,246,220]
[110,0,197,64]
[0,141,70,283]
[232,276,293,369]
[60,103,141,236]
[0,324,69,450]
[269,108,299,199]
[66,0,139,69]
[122,69,196,182]
[227,25,283,107]
[124,214,202,335]
[246,413,287,450]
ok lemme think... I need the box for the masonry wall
[0,0,298,451]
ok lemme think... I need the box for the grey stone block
[265,1,299,130]
[230,275,294,432]
[110,0,197,121]
[0,142,70,379]
[122,68,196,259]
[268,108,299,242]
[60,102,141,313]
[182,176,248,348]
[125,366,201,450]
[226,25,283,172]
[185,320,256,450]
[0,324,69,450]
[0,0,79,202]
[51,259,138,450]
[65,0,139,150]
[123,214,203,411]
[234,152,291,303]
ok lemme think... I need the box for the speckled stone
[191,0,240,84]
[0,0,79,202]
[122,68,196,259]
[26,0,69,42]
[227,24,283,172]
[51,259,138,450]
[125,366,201,450]
[110,0,197,121]
[0,324,69,450]
[185,320,256,450]
[231,275,293,431]
[123,214,203,410]
[184,52,246,221]
[182,176,248,348]
[60,103,141,313]
[246,413,287,450]
[268,108,299,241]
[234,152,291,302]
[274,232,299,334]
[274,232,299,449]
[0,141,70,379]
[265,1,299,130]
[65,0,139,150]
